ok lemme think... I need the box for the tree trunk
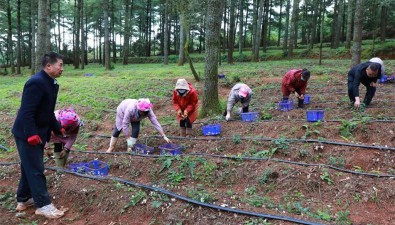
[201,0,224,117]
[379,3,387,42]
[178,14,186,66]
[351,0,364,66]
[253,0,264,62]
[345,0,354,49]
[227,0,236,64]
[309,0,319,49]
[261,0,270,52]
[103,0,111,70]
[74,0,81,69]
[282,0,290,54]
[80,0,85,69]
[288,0,299,57]
[222,0,227,53]
[111,0,117,62]
[30,0,36,74]
[238,0,244,54]
[163,0,169,65]
[122,0,131,65]
[330,0,338,48]
[7,0,15,74]
[277,0,283,47]
[319,0,325,65]
[36,0,50,71]
[16,0,21,74]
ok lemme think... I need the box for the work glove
[126,137,137,150]
[163,136,171,143]
[183,110,188,118]
[225,113,231,121]
[27,135,42,146]
[294,92,300,99]
[177,109,183,117]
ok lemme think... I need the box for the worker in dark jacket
[347,62,381,108]
[281,68,311,108]
[12,52,67,219]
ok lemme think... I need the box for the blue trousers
[15,136,51,208]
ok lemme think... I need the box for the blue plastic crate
[278,100,294,111]
[379,75,387,83]
[134,143,155,154]
[306,110,325,122]
[68,162,87,174]
[84,160,109,176]
[159,143,182,156]
[218,74,226,79]
[202,124,221,136]
[241,112,259,122]
[303,95,310,104]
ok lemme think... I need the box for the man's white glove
[225,113,231,121]
[163,136,171,143]
[126,137,137,150]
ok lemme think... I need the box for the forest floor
[1,66,395,225]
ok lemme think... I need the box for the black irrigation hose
[43,166,325,225]
[0,144,10,152]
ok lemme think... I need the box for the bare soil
[1,72,394,225]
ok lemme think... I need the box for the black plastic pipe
[43,166,326,225]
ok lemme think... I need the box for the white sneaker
[35,203,64,219]
[16,198,34,211]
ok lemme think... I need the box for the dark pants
[112,121,140,138]
[347,76,376,106]
[282,95,304,108]
[15,136,51,208]
[54,143,63,152]
[180,117,192,128]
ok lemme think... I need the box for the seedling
[320,170,334,185]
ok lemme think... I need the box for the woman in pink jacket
[45,108,81,167]
[172,79,198,137]
[107,98,170,152]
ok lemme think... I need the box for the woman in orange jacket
[172,79,199,137]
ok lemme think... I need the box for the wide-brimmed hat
[175,79,190,91]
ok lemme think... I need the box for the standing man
[12,52,67,219]
[281,68,311,108]
[348,62,381,108]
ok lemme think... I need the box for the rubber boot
[179,127,186,137]
[298,99,304,108]
[106,137,118,153]
[186,128,193,137]
[127,138,137,152]
[53,152,62,167]
[59,151,69,168]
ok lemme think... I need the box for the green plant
[260,111,273,120]
[167,170,185,184]
[272,136,289,150]
[339,119,360,138]
[353,193,362,202]
[335,210,351,225]
[187,185,217,203]
[301,124,320,139]
[328,156,346,167]
[244,218,271,225]
[232,134,242,144]
[320,170,334,185]
[258,168,277,184]
[122,190,146,213]
[244,186,257,195]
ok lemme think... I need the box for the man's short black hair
[301,68,311,81]
[41,52,63,68]
[368,63,380,72]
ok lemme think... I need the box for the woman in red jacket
[281,68,311,108]
[172,79,199,137]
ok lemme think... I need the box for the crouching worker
[281,68,311,108]
[107,98,170,152]
[224,83,252,121]
[45,108,82,167]
[348,62,381,108]
[172,79,198,137]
